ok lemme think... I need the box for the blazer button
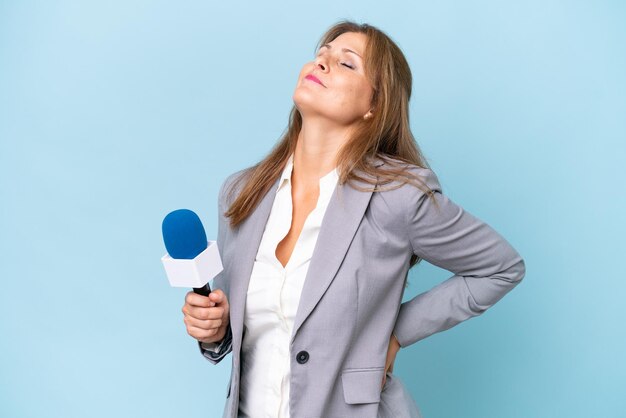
[296,350,309,364]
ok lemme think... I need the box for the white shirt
[237,153,339,418]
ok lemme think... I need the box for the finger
[185,291,213,308]
[187,324,220,340]
[209,289,225,305]
[184,315,223,331]
[187,306,224,321]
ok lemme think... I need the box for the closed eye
[341,62,355,69]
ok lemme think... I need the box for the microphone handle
[193,282,211,297]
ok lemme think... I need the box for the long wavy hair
[223,20,438,271]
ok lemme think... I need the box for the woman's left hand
[381,333,401,390]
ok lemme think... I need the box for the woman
[181,20,526,418]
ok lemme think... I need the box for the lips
[305,74,325,87]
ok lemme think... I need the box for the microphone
[161,209,223,297]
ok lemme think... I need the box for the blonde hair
[223,20,438,271]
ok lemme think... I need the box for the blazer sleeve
[198,322,233,364]
[392,168,526,348]
[197,175,235,365]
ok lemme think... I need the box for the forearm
[393,257,525,348]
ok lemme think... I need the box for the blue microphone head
[162,209,208,259]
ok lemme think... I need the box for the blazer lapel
[228,176,281,355]
[227,161,382,353]
[290,170,378,342]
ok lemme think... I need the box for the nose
[314,55,328,72]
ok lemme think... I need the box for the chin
[292,89,351,123]
[292,89,320,114]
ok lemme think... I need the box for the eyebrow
[319,43,363,59]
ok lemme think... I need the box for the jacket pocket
[341,367,385,404]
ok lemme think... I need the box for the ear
[363,109,374,120]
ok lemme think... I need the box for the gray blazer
[198,157,526,418]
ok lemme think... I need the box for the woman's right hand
[182,289,230,344]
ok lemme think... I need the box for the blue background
[1,1,624,417]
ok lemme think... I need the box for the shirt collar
[277,153,339,193]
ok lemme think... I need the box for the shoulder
[218,167,252,208]
[221,167,250,192]
[373,155,442,197]
[364,156,444,225]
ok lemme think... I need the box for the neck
[292,116,352,186]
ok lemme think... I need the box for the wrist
[392,332,401,349]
